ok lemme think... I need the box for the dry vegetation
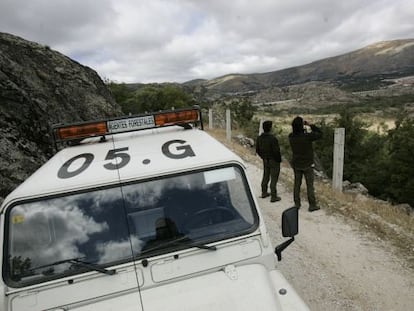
[315,181,414,268]
[207,128,414,268]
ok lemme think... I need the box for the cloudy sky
[1,0,413,83]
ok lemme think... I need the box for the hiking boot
[261,192,270,198]
[270,196,281,202]
[308,206,320,212]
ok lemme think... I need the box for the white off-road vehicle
[0,107,309,310]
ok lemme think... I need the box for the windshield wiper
[68,258,116,275]
[191,242,217,251]
[140,235,217,256]
[31,257,116,276]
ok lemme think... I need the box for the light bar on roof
[155,109,199,126]
[56,122,107,141]
[53,107,201,143]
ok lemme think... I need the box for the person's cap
[292,116,303,127]
[262,120,272,132]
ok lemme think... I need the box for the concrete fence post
[226,109,231,142]
[333,128,345,191]
[208,109,213,129]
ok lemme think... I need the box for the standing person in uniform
[289,116,322,212]
[256,120,282,203]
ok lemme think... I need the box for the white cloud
[96,236,143,263]
[11,202,108,269]
[0,0,413,83]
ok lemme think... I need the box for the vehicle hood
[71,264,308,311]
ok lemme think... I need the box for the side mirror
[275,207,299,261]
[282,206,298,237]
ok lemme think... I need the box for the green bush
[108,83,195,114]
[312,110,413,206]
[387,118,414,206]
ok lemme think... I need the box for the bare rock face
[0,32,122,202]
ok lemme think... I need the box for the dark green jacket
[289,125,322,169]
[256,132,282,162]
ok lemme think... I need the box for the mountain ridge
[183,38,414,95]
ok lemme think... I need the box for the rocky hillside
[0,32,122,202]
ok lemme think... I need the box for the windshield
[5,165,257,287]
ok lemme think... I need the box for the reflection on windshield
[6,165,257,287]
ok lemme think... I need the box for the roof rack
[52,106,203,149]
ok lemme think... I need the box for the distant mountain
[185,39,414,96]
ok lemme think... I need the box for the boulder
[343,181,369,195]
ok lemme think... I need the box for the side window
[225,169,255,224]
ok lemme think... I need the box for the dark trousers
[293,167,316,208]
[261,159,280,197]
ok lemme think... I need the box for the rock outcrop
[0,32,122,203]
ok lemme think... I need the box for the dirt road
[246,162,414,310]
